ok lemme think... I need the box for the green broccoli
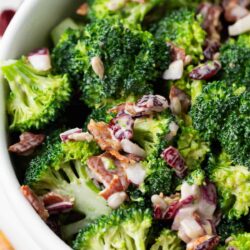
[73,208,152,250]
[216,217,245,243]
[185,169,206,186]
[87,0,166,26]
[220,34,250,86]
[151,8,206,62]
[1,59,71,131]
[133,111,174,196]
[24,131,110,238]
[223,233,250,250]
[190,81,245,141]
[208,152,250,219]
[219,91,250,168]
[52,18,170,108]
[150,229,184,250]
[177,123,210,170]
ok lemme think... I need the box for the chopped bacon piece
[76,3,89,16]
[109,114,134,141]
[108,150,134,164]
[187,235,220,250]
[135,95,168,114]
[161,146,187,178]
[88,119,121,151]
[0,231,14,250]
[169,86,191,115]
[124,153,144,162]
[42,192,74,206]
[108,102,137,116]
[20,185,49,221]
[167,42,186,61]
[9,132,45,156]
[100,175,124,200]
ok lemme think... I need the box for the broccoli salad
[2,0,250,249]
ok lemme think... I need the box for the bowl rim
[0,0,77,249]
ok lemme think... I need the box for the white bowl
[0,0,81,249]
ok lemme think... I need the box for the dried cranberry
[204,40,220,60]
[161,146,187,178]
[189,61,221,80]
[153,206,163,220]
[109,114,134,141]
[0,10,15,37]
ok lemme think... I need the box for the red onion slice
[46,201,73,214]
[161,146,187,178]
[0,10,15,37]
[121,139,146,158]
[60,128,82,142]
[27,48,52,71]
[125,163,146,185]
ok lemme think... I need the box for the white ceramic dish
[0,0,81,249]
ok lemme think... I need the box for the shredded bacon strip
[88,119,121,151]
[20,185,49,221]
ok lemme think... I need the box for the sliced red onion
[178,227,191,243]
[202,220,213,235]
[172,205,197,230]
[165,195,194,220]
[151,195,168,210]
[161,146,187,178]
[107,191,127,209]
[28,48,52,71]
[162,60,184,80]
[0,10,15,37]
[197,199,216,220]
[67,132,93,142]
[46,201,73,214]
[189,61,221,80]
[60,128,82,142]
[181,182,201,200]
[229,14,250,35]
[125,163,146,185]
[166,121,179,141]
[121,139,146,158]
[180,217,204,240]
[135,95,168,114]
[201,182,217,205]
[109,114,134,141]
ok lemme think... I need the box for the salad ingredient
[46,201,73,215]
[76,3,89,16]
[125,163,146,185]
[73,208,152,250]
[20,185,49,221]
[60,128,83,142]
[228,14,250,35]
[0,9,15,37]
[121,139,146,158]
[90,56,104,80]
[27,48,52,71]
[2,59,71,132]
[107,191,127,209]
[9,132,45,156]
[186,235,220,250]
[52,18,170,107]
[152,8,206,62]
[162,60,184,80]
[150,229,183,250]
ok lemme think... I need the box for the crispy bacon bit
[88,119,121,151]
[108,102,136,116]
[20,185,49,221]
[9,132,45,156]
[169,86,191,115]
[124,153,143,162]
[161,146,187,178]
[109,114,134,141]
[167,42,186,61]
[189,61,221,80]
[76,3,89,16]
[135,95,168,114]
[0,231,14,250]
[42,192,74,206]
[100,175,124,199]
[108,149,134,164]
[187,235,220,250]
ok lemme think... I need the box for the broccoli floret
[133,111,173,156]
[220,34,250,86]
[24,131,110,238]
[151,8,206,62]
[87,0,166,26]
[216,217,245,243]
[1,59,71,131]
[186,169,206,186]
[52,19,170,108]
[150,229,184,250]
[223,233,250,250]
[190,81,245,141]
[177,123,210,170]
[143,157,173,196]
[219,91,250,167]
[209,152,250,219]
[73,208,152,250]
